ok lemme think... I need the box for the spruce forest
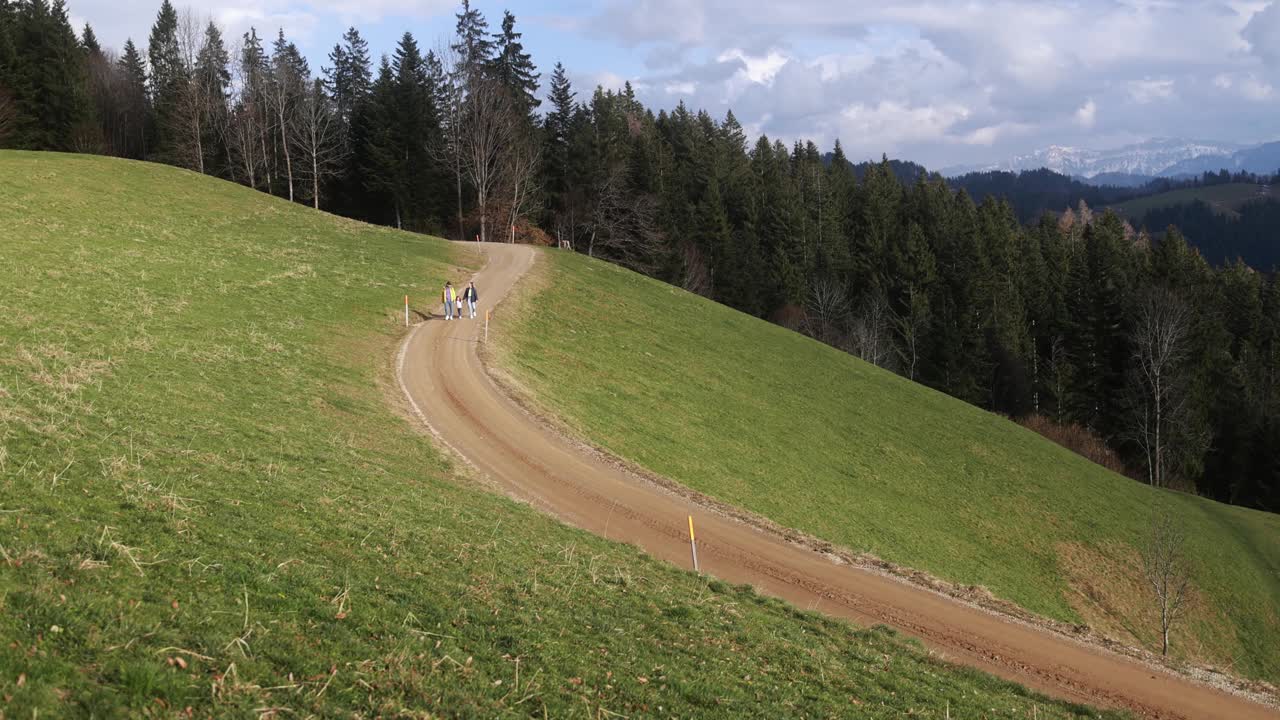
[2,0,1277,512]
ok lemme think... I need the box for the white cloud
[1129,78,1175,103]
[716,48,789,85]
[590,71,628,92]
[592,0,708,46]
[1242,1,1280,63]
[1239,75,1275,100]
[837,101,970,153]
[1210,71,1274,100]
[1074,99,1097,128]
[960,122,1030,146]
[664,81,697,96]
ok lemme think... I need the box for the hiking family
[442,280,479,320]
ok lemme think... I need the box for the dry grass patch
[1057,541,1240,671]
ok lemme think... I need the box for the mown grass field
[495,248,1280,684]
[1109,182,1278,219]
[0,151,1122,718]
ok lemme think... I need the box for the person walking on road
[442,281,456,321]
[464,281,479,319]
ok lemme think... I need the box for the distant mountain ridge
[943,138,1279,180]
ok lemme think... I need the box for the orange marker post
[688,515,700,573]
[404,295,409,327]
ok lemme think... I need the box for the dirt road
[397,242,1276,720]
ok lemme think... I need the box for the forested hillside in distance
[948,169,1140,222]
[1141,199,1280,270]
[2,0,1277,512]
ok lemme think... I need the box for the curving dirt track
[397,242,1277,720]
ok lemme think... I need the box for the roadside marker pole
[688,515,700,573]
[404,295,409,327]
[485,310,490,344]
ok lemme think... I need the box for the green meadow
[0,151,1118,717]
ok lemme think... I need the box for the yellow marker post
[688,515,700,573]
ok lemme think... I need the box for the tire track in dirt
[397,242,1278,720]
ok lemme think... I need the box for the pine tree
[392,32,445,229]
[452,0,494,79]
[6,0,90,149]
[80,22,99,55]
[116,38,150,157]
[324,27,371,130]
[854,156,902,292]
[147,0,185,159]
[364,34,447,231]
[489,10,539,116]
[541,62,575,233]
[362,56,399,226]
[324,27,373,218]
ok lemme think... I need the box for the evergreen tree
[147,0,185,159]
[362,56,397,225]
[6,0,90,149]
[80,22,99,55]
[324,27,371,130]
[854,156,901,292]
[324,27,373,218]
[489,10,539,116]
[116,38,150,157]
[452,0,494,79]
[542,62,575,236]
[364,34,447,231]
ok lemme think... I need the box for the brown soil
[395,242,1279,720]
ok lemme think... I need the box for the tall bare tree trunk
[456,159,464,241]
[278,117,293,202]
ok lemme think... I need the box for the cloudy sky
[69,0,1280,168]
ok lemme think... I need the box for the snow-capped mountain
[943,138,1250,178]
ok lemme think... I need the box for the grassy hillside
[495,249,1280,683]
[0,152,1118,718]
[1109,182,1278,219]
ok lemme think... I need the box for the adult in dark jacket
[464,281,479,319]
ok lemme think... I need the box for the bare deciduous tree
[581,163,664,272]
[892,285,930,380]
[501,133,541,242]
[458,76,514,243]
[433,41,467,242]
[292,78,345,209]
[169,11,207,173]
[1141,507,1192,656]
[1129,288,1193,487]
[1047,335,1071,424]
[804,276,850,346]
[265,35,307,202]
[849,290,895,370]
[679,240,712,297]
[228,45,265,189]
